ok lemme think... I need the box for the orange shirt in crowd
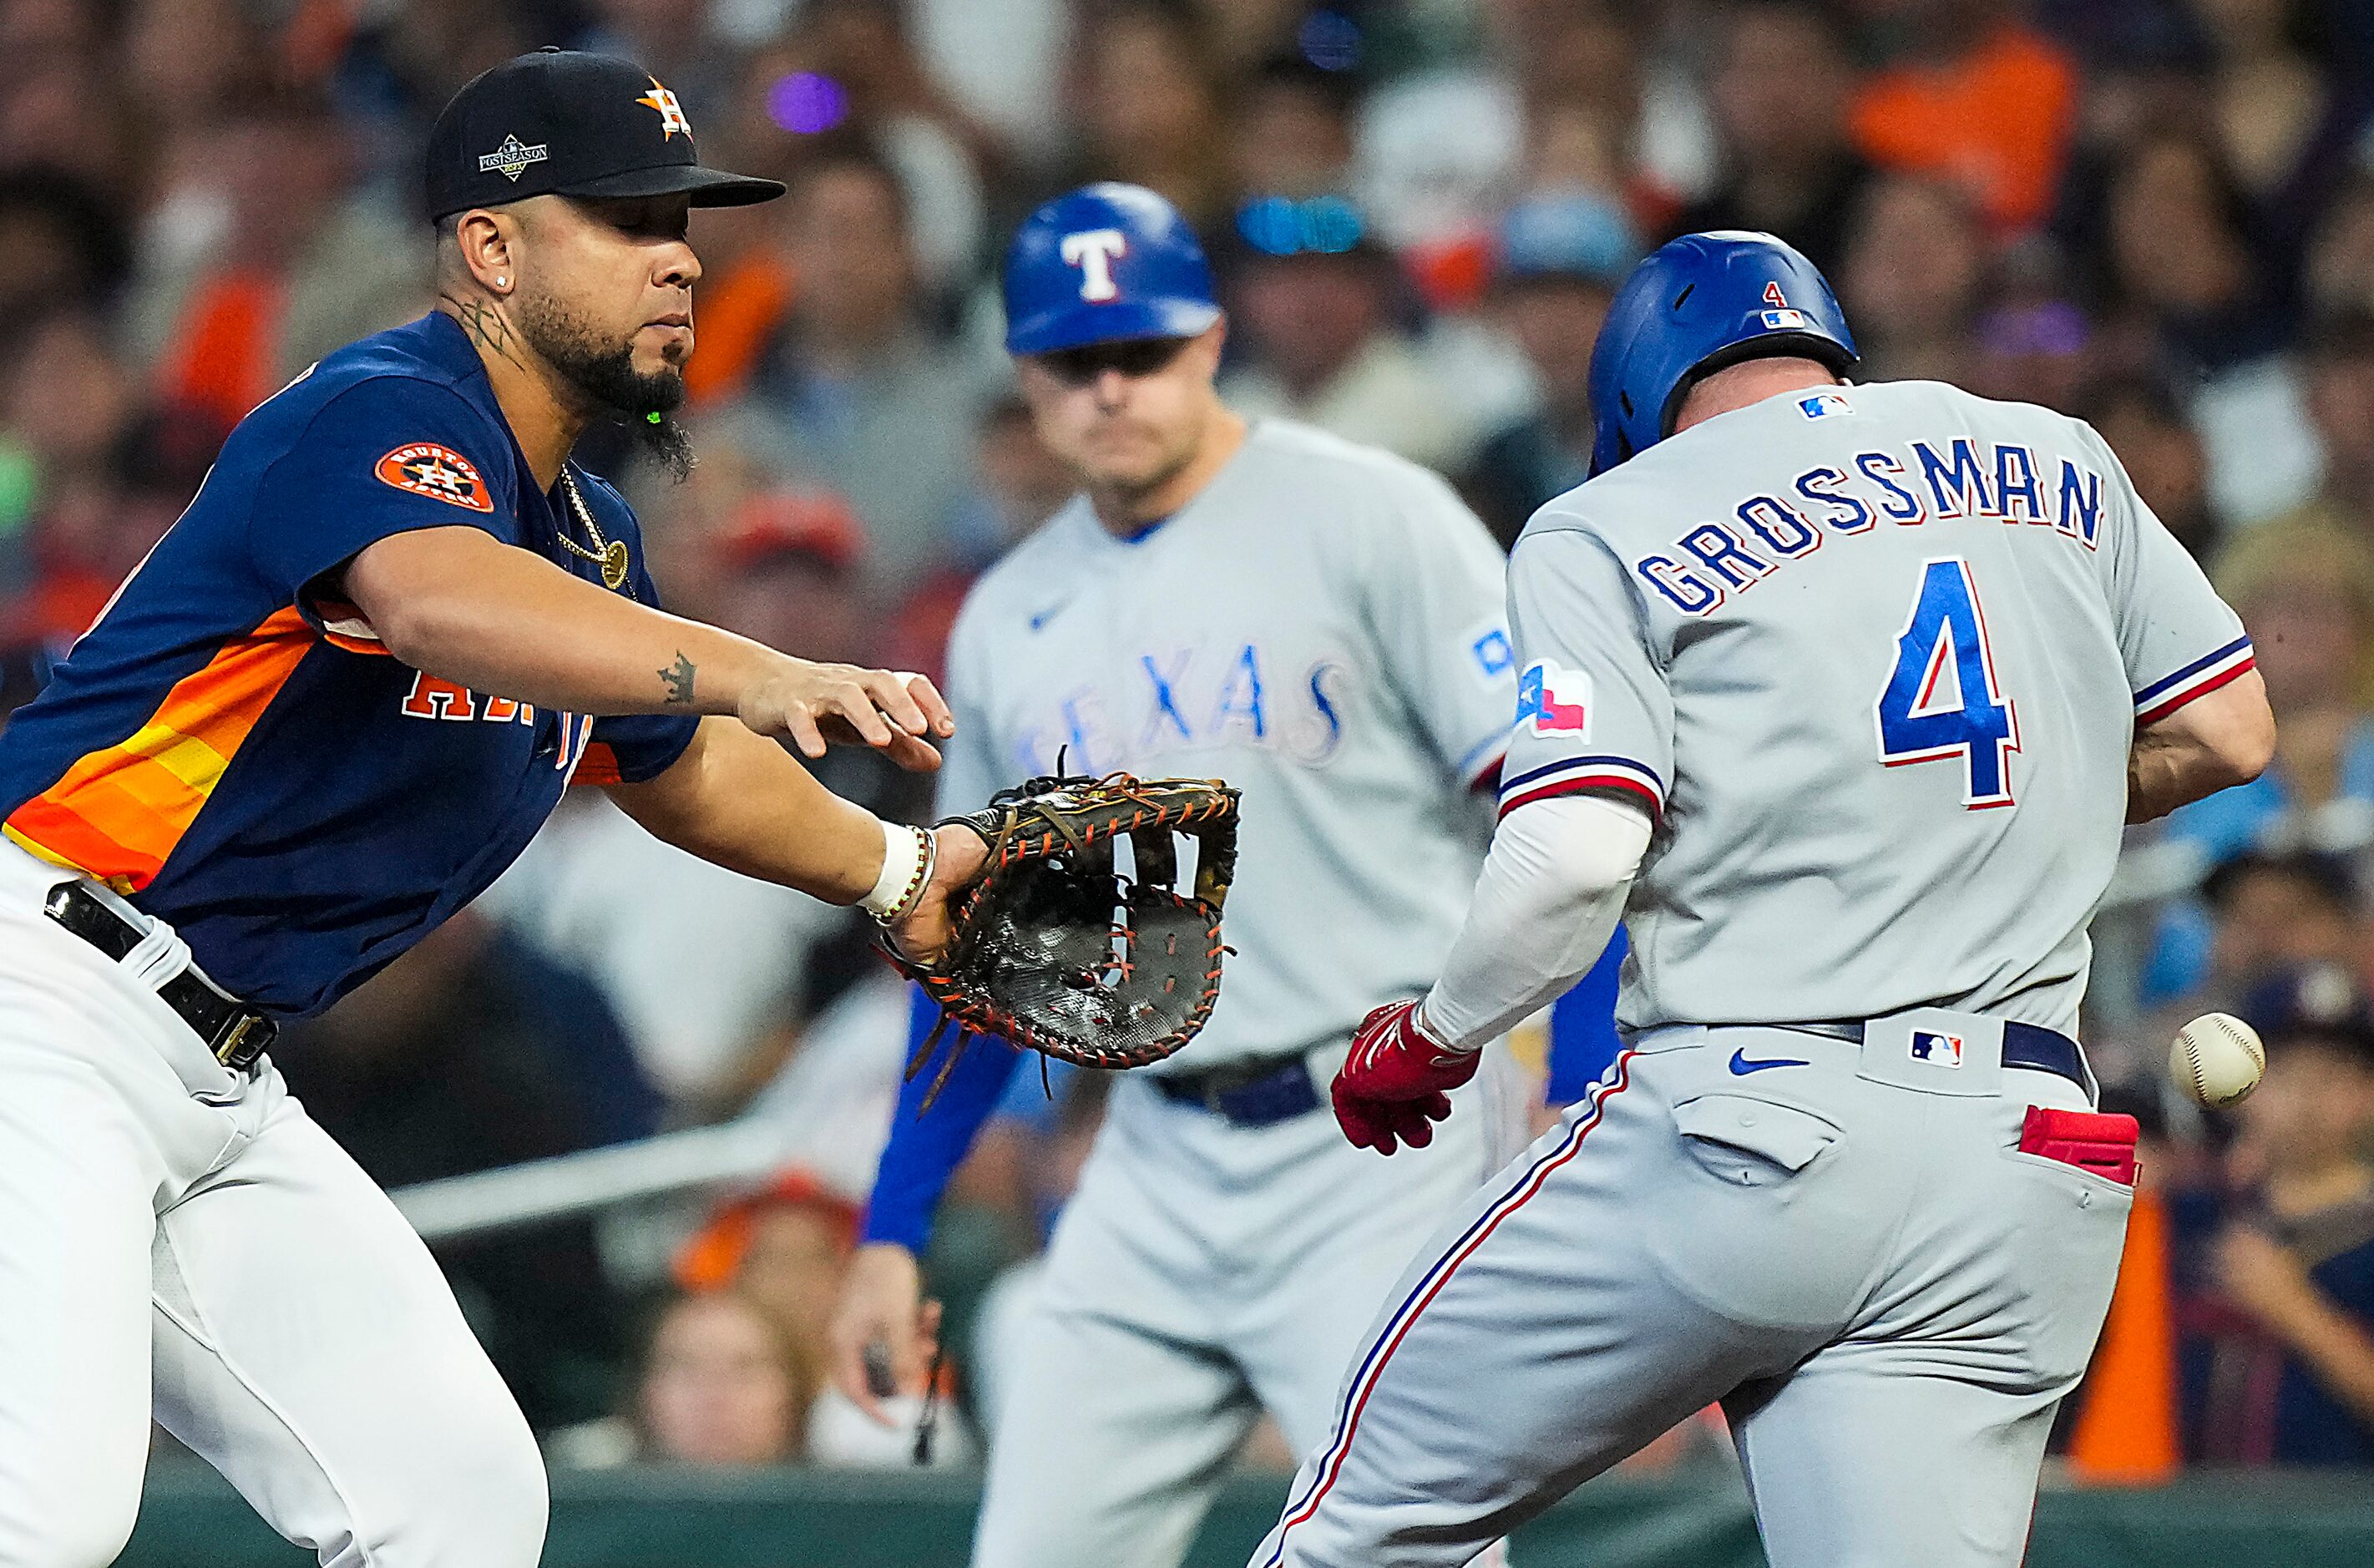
[682,252,796,408]
[1850,23,2078,233]
[154,272,285,437]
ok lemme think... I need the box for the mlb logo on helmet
[1910,1029,1965,1067]
[1516,660,1591,736]
[1762,308,1810,330]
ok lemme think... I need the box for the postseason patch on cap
[478,133,549,182]
[377,443,495,512]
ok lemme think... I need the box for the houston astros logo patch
[376,443,495,512]
[636,77,691,139]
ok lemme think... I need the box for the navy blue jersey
[0,312,697,1015]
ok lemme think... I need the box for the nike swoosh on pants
[1728,1049,1810,1075]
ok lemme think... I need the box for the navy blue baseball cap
[1003,184,1221,357]
[2239,964,2374,1067]
[426,48,783,222]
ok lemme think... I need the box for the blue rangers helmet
[1003,183,1222,357]
[1587,230,1858,476]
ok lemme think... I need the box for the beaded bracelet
[864,823,938,926]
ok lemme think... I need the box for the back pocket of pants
[1671,1094,1840,1186]
[1648,1095,1858,1328]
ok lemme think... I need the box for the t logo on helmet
[1060,228,1129,302]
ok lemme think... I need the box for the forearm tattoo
[660,651,696,706]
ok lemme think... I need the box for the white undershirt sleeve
[1420,792,1653,1052]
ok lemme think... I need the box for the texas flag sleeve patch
[1516,660,1592,738]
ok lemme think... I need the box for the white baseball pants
[0,842,545,1567]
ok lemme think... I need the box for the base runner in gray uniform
[830,185,1536,1568]
[1250,232,2279,1568]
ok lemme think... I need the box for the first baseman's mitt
[887,770,1240,1105]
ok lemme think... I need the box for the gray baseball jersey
[1498,378,2250,1037]
[1251,379,2245,1568]
[938,418,1519,1070]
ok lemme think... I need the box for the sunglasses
[1035,336,1193,386]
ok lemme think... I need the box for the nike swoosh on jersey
[1728,1050,1810,1075]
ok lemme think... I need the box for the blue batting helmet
[1002,183,1222,357]
[1587,230,1858,476]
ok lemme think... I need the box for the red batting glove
[1332,999,1480,1156]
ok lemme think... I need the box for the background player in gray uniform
[828,185,1533,1568]
[1251,232,2279,1568]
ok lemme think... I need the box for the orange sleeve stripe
[570,741,625,787]
[3,606,316,890]
[3,803,164,889]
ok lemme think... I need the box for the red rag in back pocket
[2019,1105,2139,1186]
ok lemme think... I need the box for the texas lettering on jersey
[1011,640,1354,776]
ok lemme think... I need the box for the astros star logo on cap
[635,77,691,139]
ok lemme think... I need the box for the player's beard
[515,291,696,483]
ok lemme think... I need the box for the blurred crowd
[1,0,2373,1478]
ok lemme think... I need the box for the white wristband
[861,821,927,918]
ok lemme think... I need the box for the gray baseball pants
[972,1049,1529,1568]
[1249,1016,2132,1568]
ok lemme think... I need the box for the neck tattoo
[447,296,532,376]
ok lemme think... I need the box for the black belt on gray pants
[1778,1018,2090,1095]
[1154,1054,1322,1125]
[43,882,276,1070]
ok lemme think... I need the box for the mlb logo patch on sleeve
[377,443,495,513]
[1470,624,1515,680]
[1798,391,1852,419]
[1516,660,1592,736]
[1910,1029,1965,1067]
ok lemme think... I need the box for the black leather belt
[43,882,276,1071]
[1155,1054,1323,1126]
[1784,1019,2091,1095]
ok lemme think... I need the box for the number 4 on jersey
[1875,557,2019,808]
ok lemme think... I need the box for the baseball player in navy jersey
[0,51,988,1566]
[1251,231,2279,1568]
[827,184,1595,1568]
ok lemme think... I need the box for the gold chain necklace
[554,468,631,590]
